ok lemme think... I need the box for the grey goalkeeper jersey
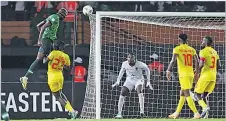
[117,61,150,82]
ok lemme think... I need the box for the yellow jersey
[47,50,70,74]
[199,46,219,81]
[173,44,197,77]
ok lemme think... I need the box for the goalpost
[81,12,225,119]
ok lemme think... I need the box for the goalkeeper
[112,53,153,119]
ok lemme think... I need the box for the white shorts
[123,78,144,91]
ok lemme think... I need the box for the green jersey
[42,14,59,41]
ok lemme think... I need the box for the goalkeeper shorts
[123,79,144,91]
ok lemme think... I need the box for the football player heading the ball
[112,53,153,119]
[20,8,68,90]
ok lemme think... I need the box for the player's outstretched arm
[38,21,51,45]
[142,63,153,90]
[37,20,46,32]
[194,54,199,72]
[194,54,199,81]
[112,63,125,88]
[43,57,50,64]
[64,66,70,71]
[217,59,221,71]
[166,54,177,81]
[44,52,54,64]
[64,55,71,71]
[197,57,205,75]
[197,50,205,75]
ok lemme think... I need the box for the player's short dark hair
[205,36,213,46]
[58,8,68,18]
[128,52,135,56]
[179,33,188,42]
[128,52,136,58]
[53,41,65,50]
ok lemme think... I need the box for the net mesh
[81,13,225,119]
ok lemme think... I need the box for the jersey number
[183,54,192,66]
[210,56,216,68]
[52,57,65,70]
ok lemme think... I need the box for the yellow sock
[186,96,198,113]
[175,96,185,113]
[65,101,74,112]
[198,100,207,109]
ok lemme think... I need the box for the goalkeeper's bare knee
[136,85,143,94]
[120,86,129,96]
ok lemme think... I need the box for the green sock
[2,113,9,121]
[1,103,9,121]
[25,59,41,77]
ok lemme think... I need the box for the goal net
[81,12,225,119]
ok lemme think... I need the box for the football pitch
[10,119,226,121]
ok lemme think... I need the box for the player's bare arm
[38,21,51,45]
[64,65,70,71]
[196,58,205,76]
[166,54,178,81]
[217,59,221,71]
[112,64,125,88]
[143,63,153,90]
[194,54,199,81]
[64,55,71,71]
[37,20,47,32]
[43,57,49,64]
[43,51,54,64]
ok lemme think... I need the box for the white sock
[138,93,144,114]
[118,95,125,115]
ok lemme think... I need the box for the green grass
[9,119,226,121]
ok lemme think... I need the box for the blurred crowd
[1,1,225,46]
[2,1,79,46]
[1,1,78,21]
[1,1,225,21]
[96,1,225,12]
